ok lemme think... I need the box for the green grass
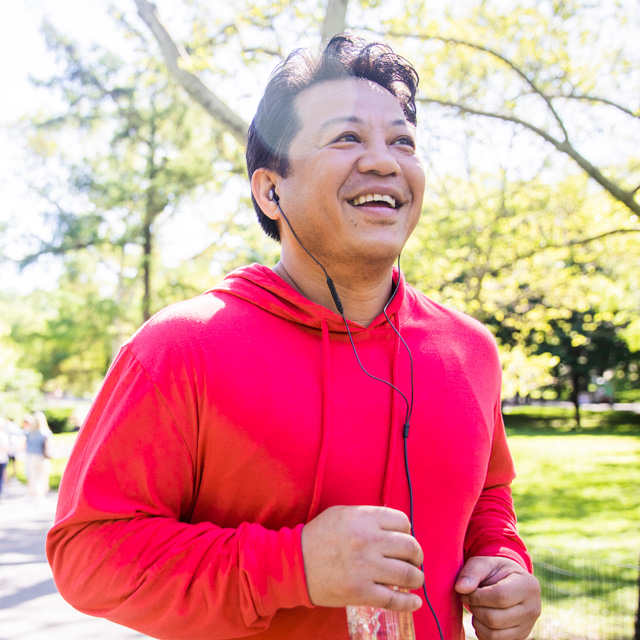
[505,407,640,564]
[504,404,640,435]
[503,407,640,639]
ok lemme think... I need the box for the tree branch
[484,227,640,279]
[388,31,570,140]
[19,239,118,268]
[321,0,348,43]
[418,97,640,216]
[559,92,639,119]
[134,0,249,144]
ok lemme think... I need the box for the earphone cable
[339,257,443,640]
[404,436,444,640]
[273,196,443,638]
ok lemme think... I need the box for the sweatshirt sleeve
[463,403,533,573]
[46,345,313,640]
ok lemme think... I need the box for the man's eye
[334,133,359,143]
[394,136,415,148]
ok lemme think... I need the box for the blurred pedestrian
[0,427,9,502]
[23,412,53,503]
[2,418,26,481]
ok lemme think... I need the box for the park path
[0,479,148,640]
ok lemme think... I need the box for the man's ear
[251,169,280,221]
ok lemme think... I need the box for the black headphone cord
[342,255,444,640]
[274,197,443,639]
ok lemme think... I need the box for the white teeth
[350,193,397,208]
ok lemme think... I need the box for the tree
[0,296,44,420]
[7,0,639,401]
[22,14,234,322]
[0,344,43,422]
[133,0,349,136]
[386,0,640,217]
[9,256,123,395]
[401,162,640,406]
[635,561,640,640]
[541,310,633,426]
[135,0,639,219]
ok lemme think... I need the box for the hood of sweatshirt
[212,263,411,333]
[211,263,413,520]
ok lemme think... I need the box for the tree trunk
[134,0,249,143]
[321,0,349,43]
[142,121,160,323]
[570,372,582,428]
[142,203,152,322]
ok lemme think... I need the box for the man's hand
[455,556,541,640]
[301,505,424,611]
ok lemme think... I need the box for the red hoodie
[47,264,531,640]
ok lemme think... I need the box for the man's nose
[356,141,401,176]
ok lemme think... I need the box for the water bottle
[346,592,416,640]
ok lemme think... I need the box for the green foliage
[0,347,43,423]
[9,256,125,396]
[541,310,633,400]
[8,9,263,394]
[0,307,44,422]
[403,168,639,402]
[4,0,639,401]
[44,407,75,434]
[385,0,640,211]
[23,15,239,324]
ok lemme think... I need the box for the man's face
[274,77,425,271]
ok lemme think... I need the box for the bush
[44,407,75,434]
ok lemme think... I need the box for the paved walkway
[0,479,147,640]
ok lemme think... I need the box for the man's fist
[301,505,424,611]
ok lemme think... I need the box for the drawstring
[306,311,406,517]
[381,315,402,507]
[306,319,332,522]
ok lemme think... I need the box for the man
[47,35,540,639]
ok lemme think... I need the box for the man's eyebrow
[318,115,364,131]
[317,115,410,132]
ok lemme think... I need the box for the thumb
[454,556,493,594]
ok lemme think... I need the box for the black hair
[246,33,420,241]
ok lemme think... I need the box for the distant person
[0,427,9,502]
[2,418,26,481]
[23,412,53,503]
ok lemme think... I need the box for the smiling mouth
[349,193,399,209]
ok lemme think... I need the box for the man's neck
[272,256,396,328]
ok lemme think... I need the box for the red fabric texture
[47,264,531,639]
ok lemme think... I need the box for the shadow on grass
[503,408,640,436]
[514,469,638,524]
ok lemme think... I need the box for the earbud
[269,188,279,203]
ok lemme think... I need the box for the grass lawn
[505,406,640,565]
[503,406,640,639]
